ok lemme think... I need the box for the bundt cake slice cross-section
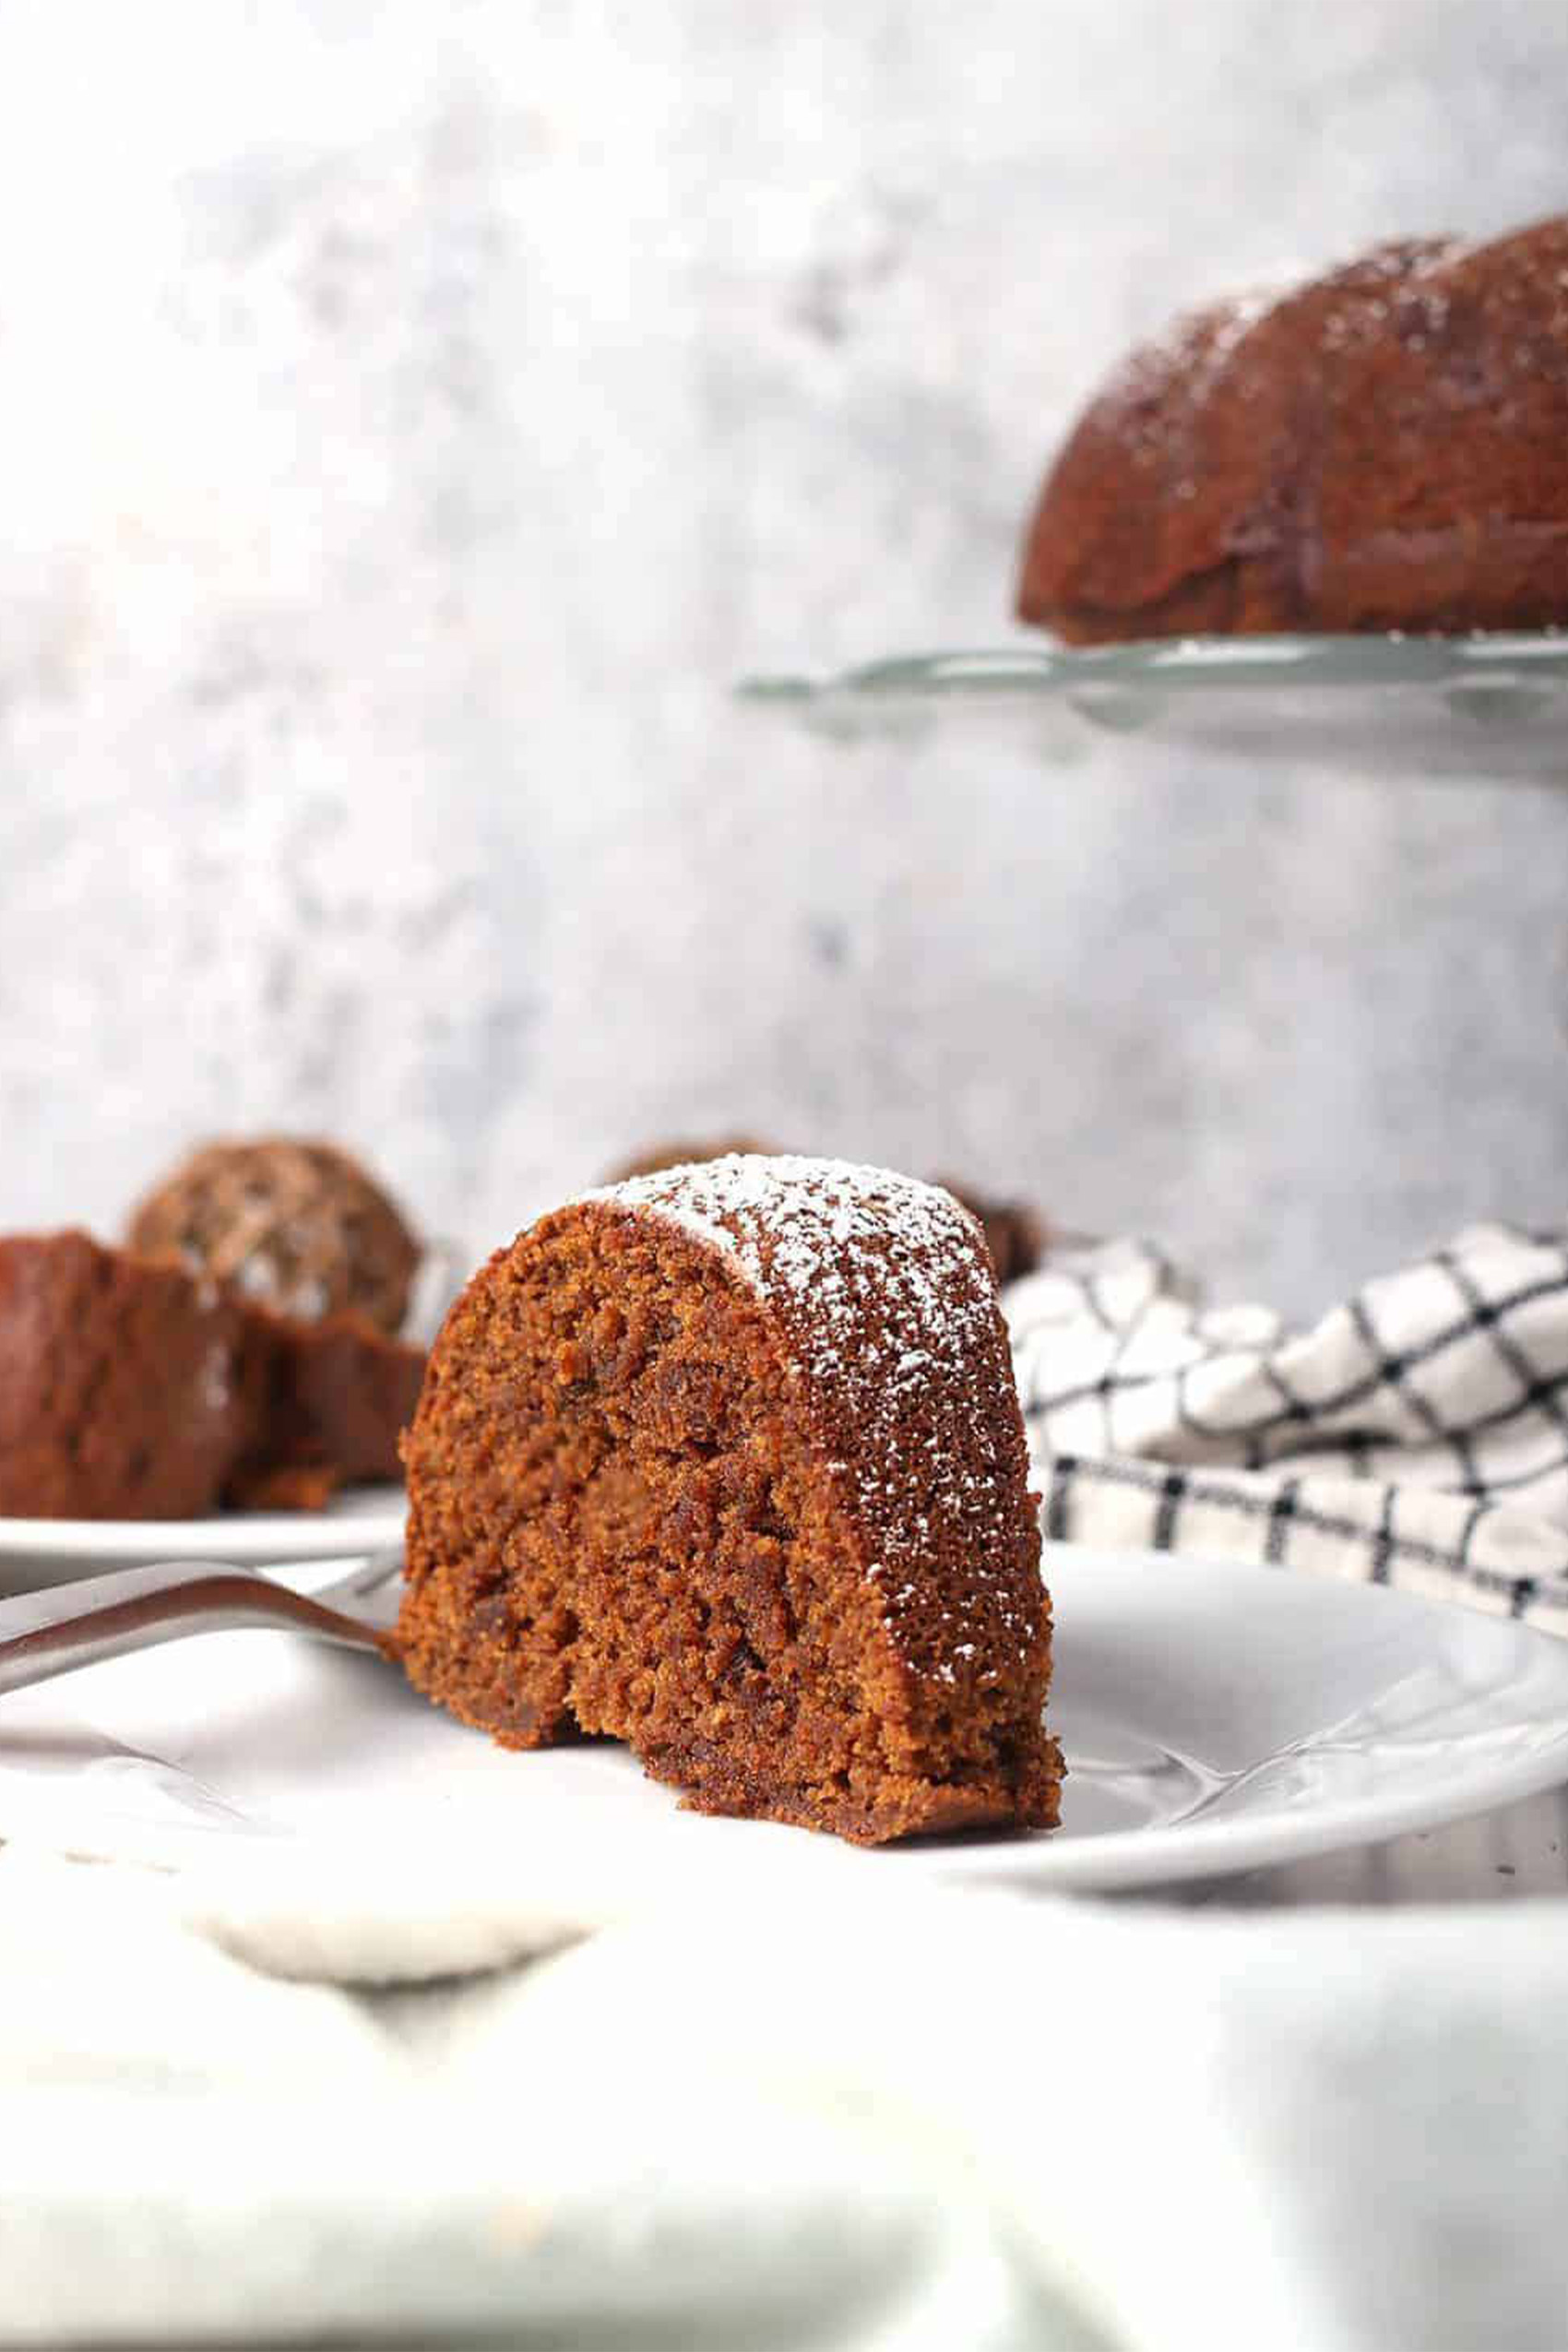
[397,1156,1060,1845]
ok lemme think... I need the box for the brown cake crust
[398,1156,1060,1845]
[605,1134,777,1182]
[0,1231,248,1519]
[1017,216,1568,643]
[128,1136,422,1335]
[935,1180,1048,1287]
[0,1229,423,1519]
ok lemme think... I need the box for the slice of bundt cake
[226,1305,428,1511]
[0,1229,424,1520]
[128,1135,422,1335]
[397,1156,1060,1845]
[0,1230,249,1519]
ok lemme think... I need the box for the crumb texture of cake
[1018,215,1568,643]
[398,1155,1060,1846]
[0,1229,423,1520]
[228,1308,426,1510]
[128,1136,422,1335]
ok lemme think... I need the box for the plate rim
[0,1484,407,1565]
[911,1548,1568,1892]
[922,1724,1568,1893]
[738,626,1568,707]
[5,1542,1568,1899]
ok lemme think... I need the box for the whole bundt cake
[1017,215,1568,643]
[128,1136,422,1335]
[397,1155,1060,1845]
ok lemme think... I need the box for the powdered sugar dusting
[1083,225,1568,517]
[584,1152,992,1381]
[579,1154,1039,1673]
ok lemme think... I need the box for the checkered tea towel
[1004,1221,1568,1633]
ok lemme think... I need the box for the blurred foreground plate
[739,630,1568,780]
[0,1485,406,1593]
[3,1548,1567,1911]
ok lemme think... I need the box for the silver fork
[0,1550,404,1696]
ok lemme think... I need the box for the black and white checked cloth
[1004,1222,1568,1632]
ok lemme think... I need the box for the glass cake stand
[738,631,1568,781]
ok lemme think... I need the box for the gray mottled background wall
[2,0,1566,1317]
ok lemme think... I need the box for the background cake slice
[0,1229,422,1520]
[227,1305,427,1512]
[398,1155,1060,1845]
[128,1136,422,1336]
[0,1230,249,1519]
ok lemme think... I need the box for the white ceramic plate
[0,1486,406,1591]
[739,631,1568,780]
[3,1546,1568,1904]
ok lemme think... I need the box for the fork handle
[0,1561,387,1698]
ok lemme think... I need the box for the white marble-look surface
[2,1,1566,1316]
